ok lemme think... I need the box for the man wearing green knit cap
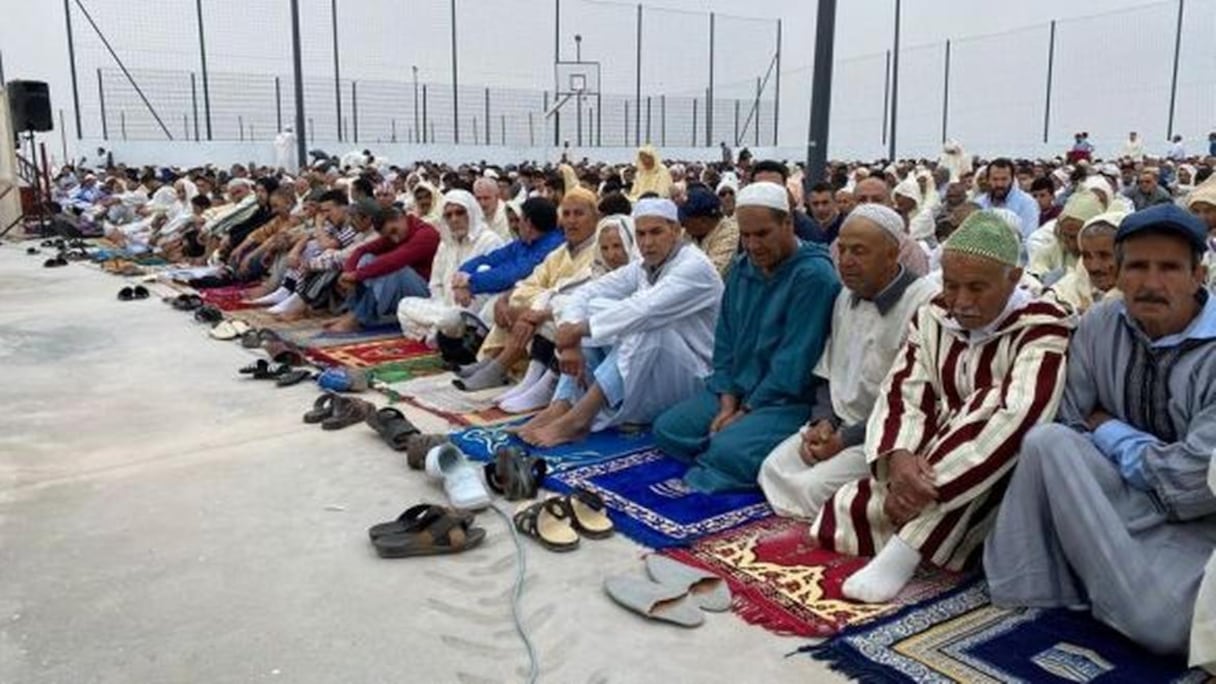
[811,210,1075,603]
[1027,189,1105,284]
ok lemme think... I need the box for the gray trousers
[983,423,1216,655]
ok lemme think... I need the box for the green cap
[943,210,1021,268]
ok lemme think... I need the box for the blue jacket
[459,229,565,295]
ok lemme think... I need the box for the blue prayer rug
[450,424,656,473]
[803,580,1207,683]
[547,447,772,549]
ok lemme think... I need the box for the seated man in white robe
[1044,211,1126,314]
[759,205,937,519]
[517,198,724,447]
[985,204,1216,658]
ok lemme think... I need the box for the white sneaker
[425,444,491,510]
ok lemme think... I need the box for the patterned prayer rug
[663,517,966,638]
[380,374,518,426]
[198,284,258,311]
[365,356,448,384]
[305,338,434,368]
[803,581,1208,683]
[546,448,772,549]
[450,424,655,472]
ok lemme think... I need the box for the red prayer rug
[662,517,966,638]
[198,285,259,311]
[305,337,435,369]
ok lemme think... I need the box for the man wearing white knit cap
[518,198,724,447]
[759,204,937,519]
[654,182,841,493]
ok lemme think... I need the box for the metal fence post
[553,0,561,147]
[733,99,740,146]
[422,85,429,143]
[529,111,535,146]
[239,114,244,141]
[645,96,651,143]
[275,76,282,133]
[290,0,307,168]
[707,12,715,147]
[660,94,666,147]
[596,93,602,147]
[59,110,68,160]
[97,69,108,140]
[190,72,200,141]
[331,0,342,141]
[635,4,642,148]
[888,0,901,160]
[807,0,837,184]
[501,114,506,146]
[472,117,479,144]
[194,0,211,140]
[484,87,491,145]
[392,118,397,143]
[450,0,459,144]
[941,40,951,144]
[351,80,358,143]
[309,117,314,143]
[0,50,5,85]
[183,113,188,139]
[692,98,698,146]
[1043,20,1056,144]
[120,110,126,141]
[63,0,83,139]
[624,100,630,145]
[1167,0,1185,139]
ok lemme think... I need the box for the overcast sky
[2,0,1208,159]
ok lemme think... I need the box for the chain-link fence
[44,0,1216,157]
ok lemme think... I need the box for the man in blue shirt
[976,158,1040,241]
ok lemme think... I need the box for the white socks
[842,537,921,603]
[496,361,548,406]
[268,292,304,315]
[499,370,558,414]
[250,286,291,305]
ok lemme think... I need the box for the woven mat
[306,338,434,369]
[663,517,966,638]
[380,374,515,425]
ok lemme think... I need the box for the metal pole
[645,96,651,143]
[1043,20,1056,144]
[59,110,68,161]
[941,40,951,144]
[331,0,343,141]
[120,110,126,141]
[194,0,211,140]
[733,99,740,147]
[183,113,188,140]
[707,12,715,147]
[882,50,890,145]
[290,0,308,169]
[529,111,535,146]
[0,50,5,84]
[275,77,282,133]
[422,85,429,143]
[190,72,199,141]
[806,0,837,186]
[450,0,459,144]
[63,0,83,139]
[635,4,642,148]
[755,77,761,146]
[239,115,244,141]
[485,88,491,145]
[97,69,108,140]
[309,117,314,143]
[624,101,630,144]
[553,0,561,147]
[392,118,397,143]
[691,98,697,146]
[773,19,782,146]
[351,80,358,143]
[472,117,479,143]
[888,0,900,160]
[500,114,505,145]
[1166,0,1185,138]
[660,94,666,146]
[412,66,420,143]
[596,93,602,147]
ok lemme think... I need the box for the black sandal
[118,287,135,301]
[513,498,580,552]
[239,359,270,376]
[485,446,547,501]
[303,393,338,423]
[367,504,473,540]
[556,488,615,539]
[194,305,223,324]
[321,396,374,431]
[132,285,149,299]
[365,407,420,451]
[275,369,314,387]
[371,508,486,558]
[43,256,67,268]
[251,362,292,380]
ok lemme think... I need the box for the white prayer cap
[1099,163,1121,178]
[843,203,905,244]
[227,177,254,190]
[632,197,678,223]
[736,181,789,213]
[483,168,499,180]
[893,177,921,206]
[1082,175,1112,201]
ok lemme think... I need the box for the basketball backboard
[555,61,601,97]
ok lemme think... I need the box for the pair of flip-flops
[368,504,486,558]
[513,488,613,552]
[240,328,281,349]
[166,294,203,311]
[603,556,732,628]
[209,318,251,340]
[194,305,223,324]
[303,392,375,430]
[117,285,150,301]
[43,255,68,268]
[484,445,546,501]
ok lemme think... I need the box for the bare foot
[525,413,588,448]
[325,314,361,333]
[277,307,309,322]
[511,401,570,440]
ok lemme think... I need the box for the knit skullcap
[943,210,1022,268]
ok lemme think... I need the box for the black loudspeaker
[7,80,53,133]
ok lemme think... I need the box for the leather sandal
[303,393,338,424]
[367,504,474,541]
[371,507,486,558]
[556,488,614,539]
[513,497,580,552]
[484,445,547,501]
[321,396,374,431]
[364,407,420,450]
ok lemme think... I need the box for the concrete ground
[0,244,845,684]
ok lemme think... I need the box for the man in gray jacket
[984,204,1216,657]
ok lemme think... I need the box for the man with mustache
[811,210,1074,603]
[985,204,1216,664]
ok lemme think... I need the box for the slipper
[484,446,546,501]
[513,498,579,552]
[644,555,732,612]
[264,340,305,367]
[209,320,246,340]
[367,504,473,540]
[303,392,338,423]
[194,305,223,324]
[556,488,614,539]
[275,369,314,387]
[43,256,67,268]
[371,508,486,559]
[425,444,491,510]
[602,576,704,628]
[320,396,375,431]
[365,407,420,450]
[132,285,150,299]
[118,286,136,301]
[251,362,292,380]
[169,294,203,311]
[240,329,265,349]
[26,247,39,255]
[240,359,271,376]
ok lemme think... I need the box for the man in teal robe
[654,181,840,492]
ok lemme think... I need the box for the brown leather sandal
[371,508,486,558]
[514,497,580,552]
